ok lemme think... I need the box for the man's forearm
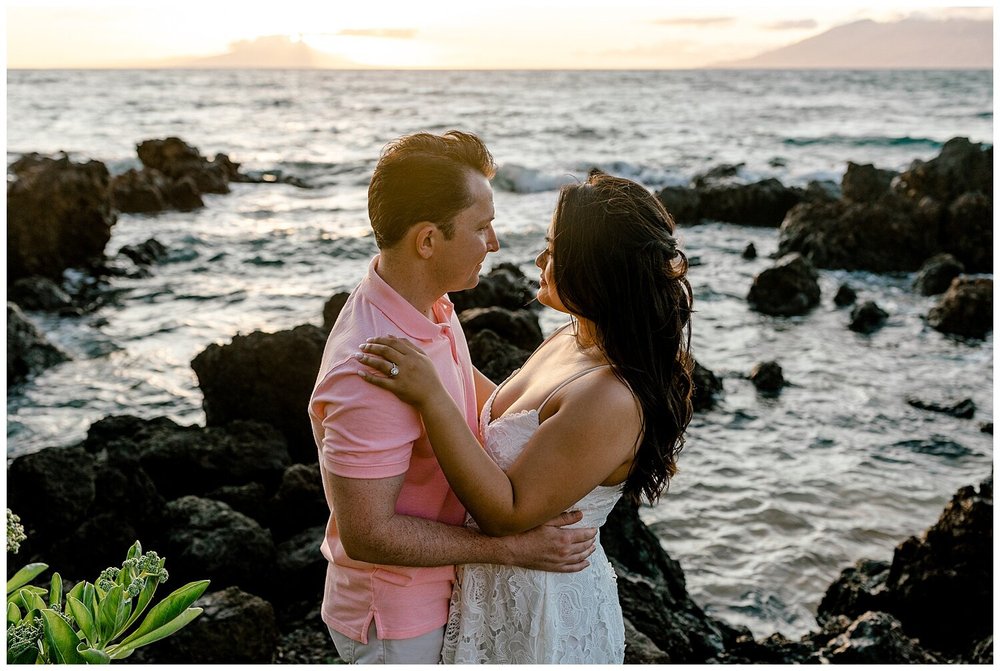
[343,513,511,567]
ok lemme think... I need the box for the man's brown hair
[368,130,496,248]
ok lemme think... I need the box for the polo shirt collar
[361,255,455,342]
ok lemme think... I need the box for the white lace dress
[440,382,626,664]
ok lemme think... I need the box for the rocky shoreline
[7,138,993,663]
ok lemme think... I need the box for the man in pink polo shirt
[309,131,596,664]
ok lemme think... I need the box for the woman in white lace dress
[358,171,694,663]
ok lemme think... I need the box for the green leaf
[68,580,85,602]
[49,572,63,609]
[97,584,124,644]
[80,647,112,664]
[118,580,209,647]
[41,609,86,664]
[20,587,47,614]
[113,589,132,639]
[127,541,142,561]
[109,607,202,659]
[6,563,48,595]
[6,601,21,626]
[121,571,159,632]
[82,581,97,616]
[67,595,98,646]
[10,586,39,614]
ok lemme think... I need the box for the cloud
[651,17,733,27]
[765,19,817,31]
[336,28,416,39]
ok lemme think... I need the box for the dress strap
[537,365,612,417]
[488,321,574,424]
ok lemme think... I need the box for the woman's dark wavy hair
[551,170,694,504]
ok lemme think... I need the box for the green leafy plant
[6,512,209,664]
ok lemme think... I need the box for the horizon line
[8,65,994,72]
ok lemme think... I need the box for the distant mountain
[149,35,364,69]
[712,18,992,69]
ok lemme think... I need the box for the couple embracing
[308,130,694,664]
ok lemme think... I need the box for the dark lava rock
[913,253,965,296]
[45,451,167,581]
[895,137,992,205]
[700,179,805,227]
[943,191,993,272]
[7,446,96,542]
[205,482,271,525]
[160,496,276,594]
[466,328,531,384]
[623,618,672,663]
[136,137,232,195]
[459,306,543,352]
[906,396,976,419]
[748,361,786,394]
[841,162,896,204]
[136,586,279,664]
[192,324,328,464]
[655,185,701,223]
[7,154,116,281]
[741,242,757,260]
[7,302,70,386]
[693,162,745,188]
[268,464,328,540]
[747,253,821,316]
[833,284,858,307]
[657,178,804,227]
[603,499,740,663]
[692,360,723,412]
[849,301,889,334]
[773,138,993,273]
[817,477,992,661]
[450,263,539,313]
[884,477,992,657]
[927,276,992,339]
[817,559,891,626]
[8,277,74,311]
[819,611,941,664]
[109,167,171,213]
[980,422,993,434]
[119,238,168,266]
[777,197,936,272]
[82,415,291,500]
[322,292,351,332]
[166,174,206,210]
[274,526,328,616]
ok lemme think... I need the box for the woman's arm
[357,337,640,536]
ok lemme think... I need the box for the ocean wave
[493,163,578,193]
[782,135,944,149]
[573,160,687,189]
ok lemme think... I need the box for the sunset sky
[5,0,994,69]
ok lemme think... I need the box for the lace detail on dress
[441,386,626,664]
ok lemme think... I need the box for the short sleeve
[311,363,423,479]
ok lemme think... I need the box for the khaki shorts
[328,620,445,664]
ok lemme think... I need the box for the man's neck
[375,253,440,320]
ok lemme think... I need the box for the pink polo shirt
[309,255,478,644]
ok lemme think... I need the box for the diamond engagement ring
[388,363,400,378]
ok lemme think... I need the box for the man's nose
[487,224,500,253]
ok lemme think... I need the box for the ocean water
[6,69,993,638]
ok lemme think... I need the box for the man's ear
[413,222,438,259]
